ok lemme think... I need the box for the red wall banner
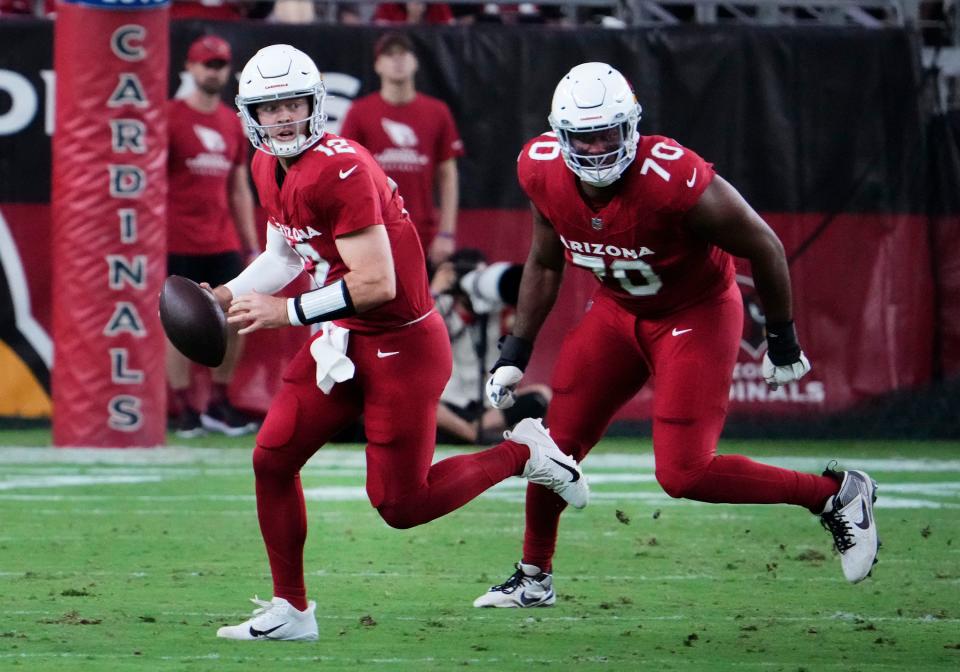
[51,1,169,445]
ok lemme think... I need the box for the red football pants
[253,312,529,607]
[522,285,838,571]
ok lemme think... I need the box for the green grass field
[1,430,958,671]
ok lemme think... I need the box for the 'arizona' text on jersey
[517,132,735,317]
[251,133,433,333]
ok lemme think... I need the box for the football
[159,275,228,368]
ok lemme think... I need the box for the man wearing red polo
[340,32,464,268]
[166,34,259,437]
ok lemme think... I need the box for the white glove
[761,351,811,390]
[485,365,524,409]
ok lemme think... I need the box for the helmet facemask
[551,117,639,188]
[238,85,327,158]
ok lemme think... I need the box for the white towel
[309,322,355,394]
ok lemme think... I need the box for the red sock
[521,483,566,573]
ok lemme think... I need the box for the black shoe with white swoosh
[819,466,880,583]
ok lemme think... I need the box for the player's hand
[761,352,811,389]
[485,335,534,409]
[486,365,524,409]
[227,291,289,335]
[200,282,232,312]
[762,320,811,389]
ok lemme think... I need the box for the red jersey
[250,133,433,333]
[339,93,464,247]
[518,132,735,317]
[167,99,248,255]
[372,3,454,23]
[0,0,31,14]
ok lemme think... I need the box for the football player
[210,45,589,641]
[475,62,880,608]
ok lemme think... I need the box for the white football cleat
[819,467,880,583]
[216,596,318,641]
[474,562,556,608]
[506,418,589,509]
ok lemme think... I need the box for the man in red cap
[340,32,464,269]
[166,34,260,438]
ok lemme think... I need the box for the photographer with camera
[431,249,552,444]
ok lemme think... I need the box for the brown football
[159,275,227,368]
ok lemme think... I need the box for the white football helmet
[548,62,642,187]
[236,45,327,157]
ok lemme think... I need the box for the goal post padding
[52,0,169,446]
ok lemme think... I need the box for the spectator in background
[166,34,260,438]
[0,0,28,14]
[373,2,454,23]
[170,0,245,20]
[451,3,565,24]
[340,32,464,267]
[431,249,551,445]
[270,0,315,22]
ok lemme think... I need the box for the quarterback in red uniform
[207,45,589,641]
[475,63,880,608]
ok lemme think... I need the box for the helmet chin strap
[267,133,309,157]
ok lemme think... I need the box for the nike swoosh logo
[548,457,580,483]
[519,591,543,606]
[249,623,286,638]
[339,165,358,179]
[854,498,871,530]
[377,349,399,359]
[686,168,697,188]
[672,328,693,336]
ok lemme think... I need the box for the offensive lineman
[209,45,589,641]
[475,62,880,608]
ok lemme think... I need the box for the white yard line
[0,450,957,509]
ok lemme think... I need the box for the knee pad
[503,391,549,426]
[253,388,301,480]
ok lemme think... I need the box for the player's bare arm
[683,175,793,324]
[335,224,397,310]
[512,203,566,343]
[683,174,811,387]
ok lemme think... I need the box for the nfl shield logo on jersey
[591,217,603,230]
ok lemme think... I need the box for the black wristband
[292,279,356,326]
[490,334,533,373]
[765,320,802,366]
